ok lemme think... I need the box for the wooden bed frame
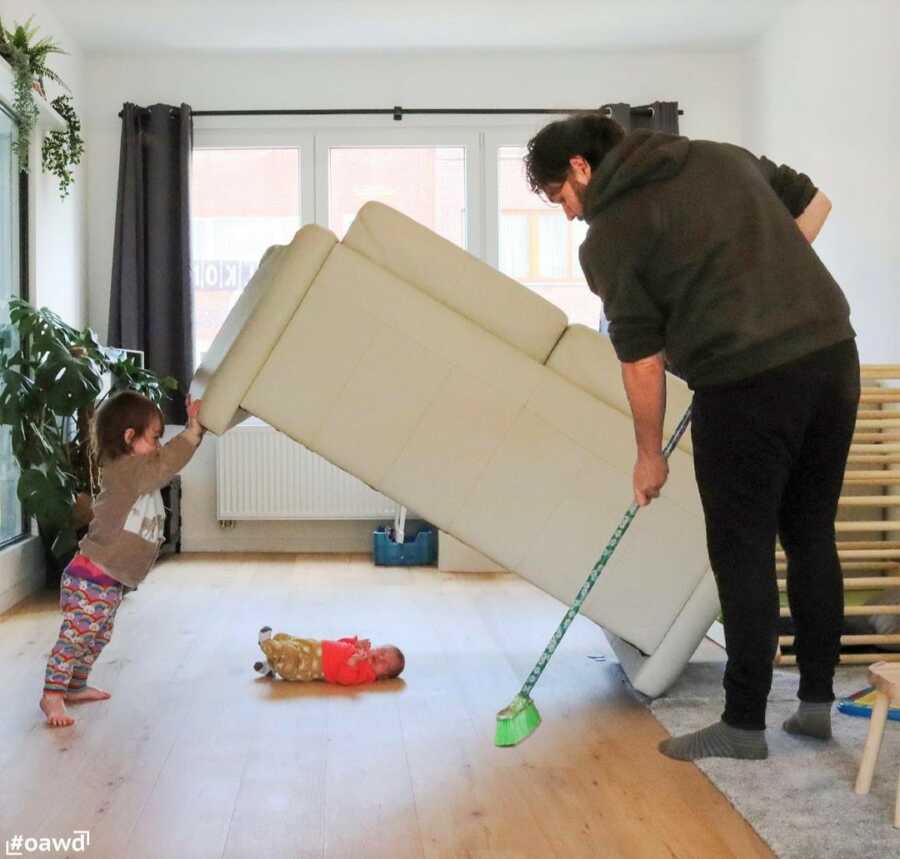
[777,364,900,664]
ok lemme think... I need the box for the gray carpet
[650,663,900,858]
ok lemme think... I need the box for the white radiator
[216,426,398,520]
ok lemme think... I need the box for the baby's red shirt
[321,637,377,686]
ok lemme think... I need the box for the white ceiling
[43,0,797,54]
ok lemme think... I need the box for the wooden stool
[854,661,900,827]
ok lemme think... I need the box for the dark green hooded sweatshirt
[578,129,854,388]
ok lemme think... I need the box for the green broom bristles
[495,693,541,747]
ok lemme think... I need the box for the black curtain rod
[119,105,683,120]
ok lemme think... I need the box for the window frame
[483,127,548,269]
[485,127,603,330]
[0,100,28,548]
[313,127,482,257]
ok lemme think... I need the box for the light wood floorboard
[0,553,773,859]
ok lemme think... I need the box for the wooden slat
[778,548,900,560]
[842,471,900,484]
[778,576,900,590]
[853,418,900,429]
[777,652,900,665]
[837,495,900,506]
[837,540,900,550]
[780,605,900,617]
[835,521,900,532]
[779,634,900,646]
[860,365,900,379]
[849,443,900,454]
[856,409,900,420]
[859,389,900,404]
[777,562,900,573]
[846,454,900,464]
[852,432,900,443]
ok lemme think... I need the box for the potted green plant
[0,298,178,584]
[0,15,70,173]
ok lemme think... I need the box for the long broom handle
[517,406,693,700]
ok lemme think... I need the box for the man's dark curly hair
[524,112,626,195]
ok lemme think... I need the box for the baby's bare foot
[65,686,111,703]
[40,693,75,727]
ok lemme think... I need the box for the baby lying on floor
[254,627,405,685]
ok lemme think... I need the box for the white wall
[0,0,87,607]
[83,47,748,552]
[747,0,900,363]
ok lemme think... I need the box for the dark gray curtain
[108,103,193,424]
[600,101,680,134]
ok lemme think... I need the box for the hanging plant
[0,16,69,173]
[42,95,84,198]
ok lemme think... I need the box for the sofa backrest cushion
[547,324,695,454]
[343,201,568,363]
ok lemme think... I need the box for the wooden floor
[0,554,773,859]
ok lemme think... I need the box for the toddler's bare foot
[40,693,75,727]
[65,686,111,704]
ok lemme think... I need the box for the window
[496,145,603,329]
[190,127,606,352]
[0,104,24,545]
[190,147,302,366]
[326,146,467,246]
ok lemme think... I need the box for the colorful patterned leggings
[44,571,123,694]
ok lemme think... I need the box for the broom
[495,406,693,747]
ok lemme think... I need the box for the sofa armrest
[192,224,337,434]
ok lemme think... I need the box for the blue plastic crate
[373,528,437,566]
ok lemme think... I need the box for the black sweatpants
[691,339,860,730]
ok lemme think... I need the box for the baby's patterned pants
[44,572,123,694]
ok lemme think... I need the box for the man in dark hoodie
[524,113,858,762]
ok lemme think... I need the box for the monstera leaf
[38,351,103,415]
[16,467,73,526]
[0,365,33,425]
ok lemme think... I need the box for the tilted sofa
[192,201,720,697]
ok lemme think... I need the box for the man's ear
[123,428,135,447]
[569,155,592,185]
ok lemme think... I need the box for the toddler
[40,391,206,727]
[254,627,404,685]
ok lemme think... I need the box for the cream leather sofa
[192,202,720,697]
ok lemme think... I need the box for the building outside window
[190,148,302,366]
[497,145,603,329]
[327,146,466,246]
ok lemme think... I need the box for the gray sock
[658,719,768,761]
[783,700,832,739]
